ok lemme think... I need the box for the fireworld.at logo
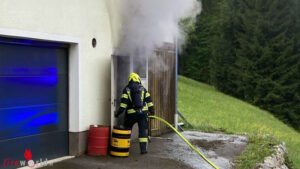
[24,149,35,168]
[2,149,52,168]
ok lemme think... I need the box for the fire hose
[148,115,220,169]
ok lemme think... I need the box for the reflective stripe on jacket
[117,84,154,115]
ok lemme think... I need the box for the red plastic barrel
[88,125,109,156]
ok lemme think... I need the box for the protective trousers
[124,113,148,154]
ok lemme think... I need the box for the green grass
[178,76,300,169]
[234,134,278,168]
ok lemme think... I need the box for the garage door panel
[0,77,67,108]
[55,50,69,75]
[0,44,68,76]
[56,75,69,104]
[0,75,68,108]
[0,131,68,165]
[0,103,67,140]
[0,38,69,166]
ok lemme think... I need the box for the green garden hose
[148,115,220,169]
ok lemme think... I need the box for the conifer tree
[231,0,299,129]
[179,0,300,130]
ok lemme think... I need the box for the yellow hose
[148,115,220,169]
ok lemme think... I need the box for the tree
[180,0,300,130]
[231,0,300,129]
[180,0,224,83]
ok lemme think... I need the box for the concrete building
[0,0,177,166]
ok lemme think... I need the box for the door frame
[110,52,148,135]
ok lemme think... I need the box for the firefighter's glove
[114,111,120,118]
[137,109,144,115]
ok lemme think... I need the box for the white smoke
[109,0,202,59]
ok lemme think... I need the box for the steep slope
[178,76,300,168]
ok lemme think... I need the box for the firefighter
[115,73,155,154]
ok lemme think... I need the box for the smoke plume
[109,0,202,59]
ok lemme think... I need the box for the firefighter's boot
[140,142,148,154]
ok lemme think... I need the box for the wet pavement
[40,131,247,169]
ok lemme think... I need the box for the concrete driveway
[40,131,247,169]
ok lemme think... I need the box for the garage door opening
[0,37,69,166]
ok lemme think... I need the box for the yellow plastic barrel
[110,128,131,157]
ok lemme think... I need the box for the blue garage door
[0,37,69,168]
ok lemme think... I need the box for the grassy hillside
[178,76,300,168]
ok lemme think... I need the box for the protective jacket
[117,82,154,116]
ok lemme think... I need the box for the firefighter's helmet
[128,73,141,83]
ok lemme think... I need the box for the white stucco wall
[0,0,114,132]
[105,0,123,49]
